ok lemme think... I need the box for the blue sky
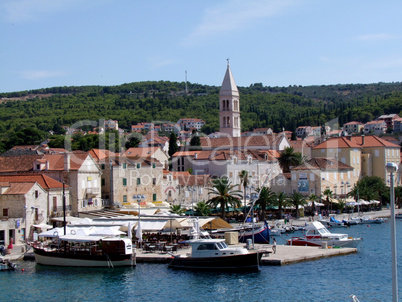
[1,0,401,93]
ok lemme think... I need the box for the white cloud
[355,33,397,42]
[183,0,295,46]
[20,70,66,80]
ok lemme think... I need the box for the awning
[33,224,53,229]
[134,220,169,231]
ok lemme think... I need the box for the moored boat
[238,221,270,244]
[169,218,266,272]
[0,258,17,271]
[287,221,362,248]
[32,228,135,267]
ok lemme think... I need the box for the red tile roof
[0,174,66,189]
[3,182,35,195]
[200,134,284,149]
[292,158,353,171]
[351,135,400,148]
[313,137,361,149]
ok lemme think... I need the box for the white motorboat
[287,221,362,248]
[319,215,345,228]
[169,218,266,272]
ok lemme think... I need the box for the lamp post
[386,162,398,302]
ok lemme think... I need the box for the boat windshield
[216,242,228,250]
[196,243,217,251]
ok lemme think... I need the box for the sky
[1,0,402,93]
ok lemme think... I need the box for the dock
[134,243,356,266]
[12,243,356,266]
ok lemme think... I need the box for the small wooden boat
[0,258,17,271]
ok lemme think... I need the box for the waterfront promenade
[3,208,393,266]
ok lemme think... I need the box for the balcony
[86,187,100,198]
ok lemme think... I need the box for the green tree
[322,188,333,210]
[238,170,249,219]
[274,192,289,219]
[168,132,178,158]
[288,192,307,218]
[125,134,142,149]
[255,187,275,221]
[207,177,242,220]
[278,147,304,173]
[194,201,211,216]
[170,204,186,215]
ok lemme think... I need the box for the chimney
[362,135,365,145]
[347,136,352,141]
[194,153,198,159]
[64,153,70,171]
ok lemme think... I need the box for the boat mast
[63,181,66,235]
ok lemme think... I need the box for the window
[53,196,57,211]
[375,150,379,157]
[137,163,141,169]
[152,163,156,168]
[137,178,141,185]
[123,178,127,186]
[123,163,127,169]
[3,208,8,216]
[101,164,105,170]
[102,178,105,186]
[153,194,156,201]
[123,195,127,203]
[153,178,156,185]
[35,190,39,198]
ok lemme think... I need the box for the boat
[286,221,362,248]
[342,217,361,226]
[359,216,387,224]
[238,221,270,244]
[395,213,402,219]
[319,215,345,228]
[32,228,135,267]
[0,257,17,271]
[169,218,266,272]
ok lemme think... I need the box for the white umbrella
[127,222,132,240]
[135,221,142,243]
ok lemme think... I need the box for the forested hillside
[0,81,401,153]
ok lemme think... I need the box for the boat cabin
[187,239,248,258]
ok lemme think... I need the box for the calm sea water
[1,220,402,302]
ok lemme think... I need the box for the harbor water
[1,220,402,302]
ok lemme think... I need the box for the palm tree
[278,147,304,173]
[395,186,402,209]
[207,177,243,220]
[255,187,276,221]
[322,188,333,210]
[288,192,307,218]
[194,201,211,216]
[169,204,186,215]
[238,170,249,219]
[274,192,289,219]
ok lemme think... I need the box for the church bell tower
[219,60,241,137]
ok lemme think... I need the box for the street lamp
[385,162,398,302]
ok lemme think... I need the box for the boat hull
[168,251,262,272]
[34,248,135,267]
[287,238,361,248]
[238,223,270,244]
